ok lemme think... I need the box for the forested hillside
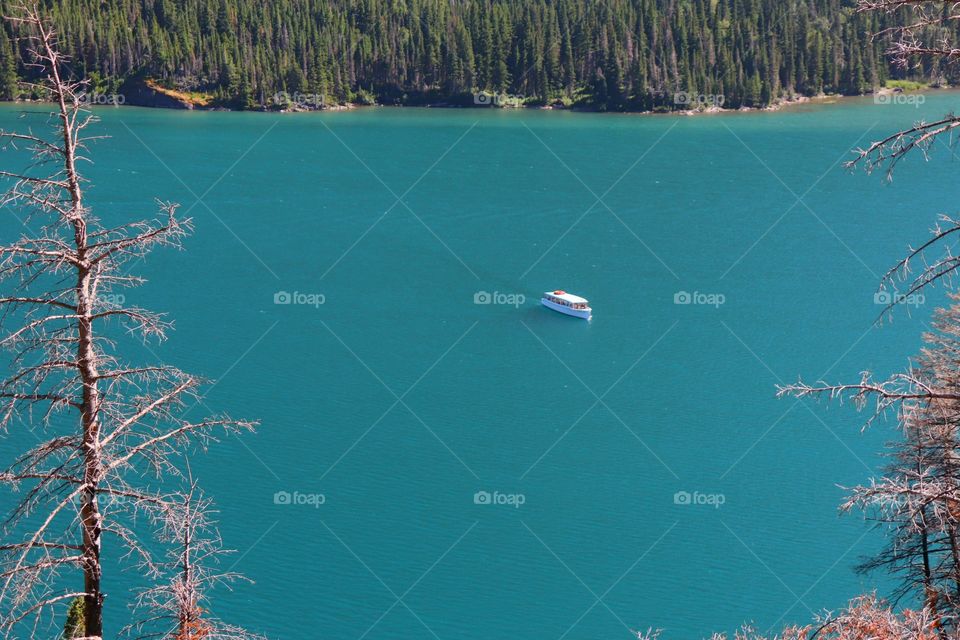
[0,0,953,111]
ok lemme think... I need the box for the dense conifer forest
[0,0,954,111]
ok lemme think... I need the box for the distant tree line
[0,0,952,111]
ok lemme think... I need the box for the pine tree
[0,0,933,112]
[62,598,84,639]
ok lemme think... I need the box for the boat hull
[541,297,592,320]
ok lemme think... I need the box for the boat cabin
[543,290,590,310]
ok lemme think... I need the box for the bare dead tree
[843,417,937,607]
[810,594,942,640]
[780,298,960,627]
[850,0,960,177]
[0,7,258,639]
[781,2,960,611]
[846,1,960,307]
[706,626,808,640]
[857,1,960,74]
[841,401,960,620]
[699,595,941,640]
[123,482,266,640]
[730,4,960,612]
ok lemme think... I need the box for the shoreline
[4,85,944,117]
[263,92,848,115]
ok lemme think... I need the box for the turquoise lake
[4,94,960,638]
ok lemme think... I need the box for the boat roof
[544,290,589,304]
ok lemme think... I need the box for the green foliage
[0,26,17,101]
[350,88,377,105]
[0,0,943,111]
[62,597,84,639]
[884,79,928,91]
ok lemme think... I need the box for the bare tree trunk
[78,294,104,638]
[39,13,107,633]
[179,506,193,638]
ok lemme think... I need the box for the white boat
[541,290,592,320]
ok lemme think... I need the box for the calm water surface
[4,94,960,638]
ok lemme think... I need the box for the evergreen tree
[0,0,935,112]
[62,597,84,639]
